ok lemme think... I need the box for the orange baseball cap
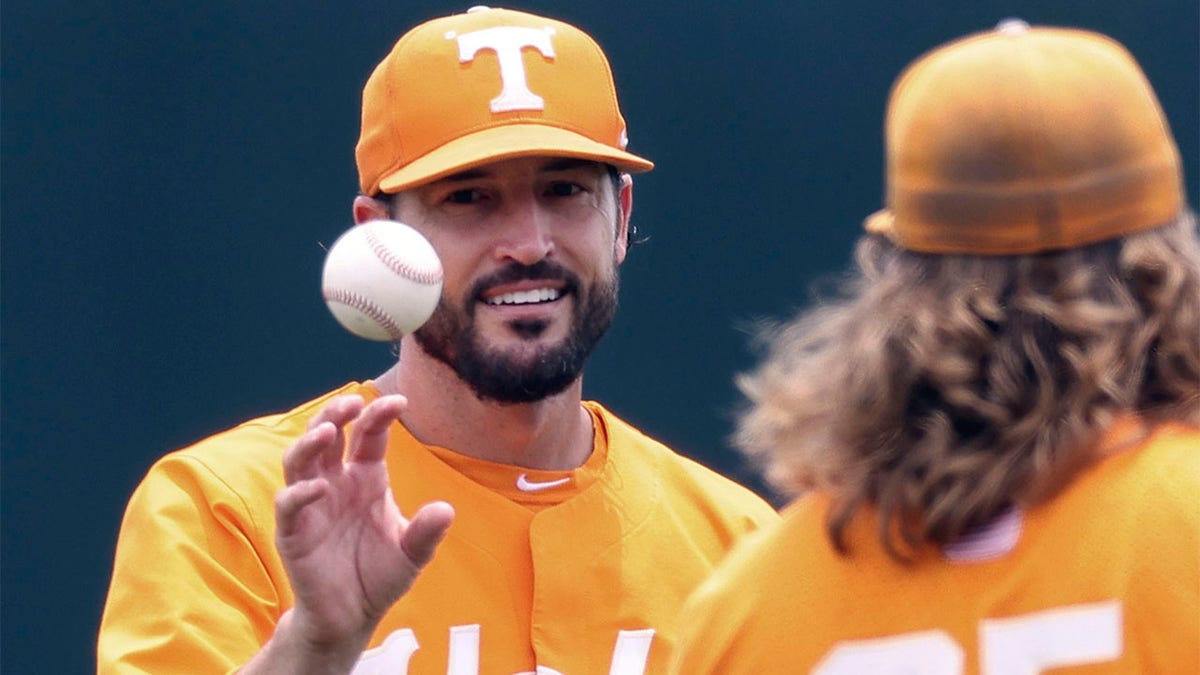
[356,6,654,196]
[865,20,1184,255]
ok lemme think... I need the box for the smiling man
[373,157,627,411]
[97,7,777,675]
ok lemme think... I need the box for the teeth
[487,288,562,306]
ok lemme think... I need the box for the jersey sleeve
[97,452,288,674]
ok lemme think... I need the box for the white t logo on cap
[453,25,556,113]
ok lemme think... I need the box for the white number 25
[815,600,1121,675]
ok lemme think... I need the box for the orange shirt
[98,382,778,674]
[670,423,1200,674]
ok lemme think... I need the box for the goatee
[413,260,619,404]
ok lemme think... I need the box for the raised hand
[243,394,453,674]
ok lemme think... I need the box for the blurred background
[3,1,1196,671]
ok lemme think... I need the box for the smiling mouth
[484,287,564,306]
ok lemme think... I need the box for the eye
[547,182,585,198]
[445,188,485,204]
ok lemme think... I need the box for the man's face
[391,156,631,403]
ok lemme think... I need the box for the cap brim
[377,124,655,194]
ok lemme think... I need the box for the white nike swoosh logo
[515,473,571,492]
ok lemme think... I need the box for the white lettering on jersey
[448,624,481,675]
[350,629,420,674]
[352,624,654,675]
[452,25,556,113]
[609,629,655,675]
[815,631,962,675]
[980,600,1122,674]
[812,600,1123,674]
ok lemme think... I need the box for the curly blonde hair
[736,212,1200,558]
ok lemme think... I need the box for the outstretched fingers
[274,478,330,542]
[283,422,342,486]
[309,395,368,433]
[401,501,455,569]
[345,395,407,465]
[282,396,368,485]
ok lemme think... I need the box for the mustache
[469,260,579,299]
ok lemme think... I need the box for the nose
[492,195,554,265]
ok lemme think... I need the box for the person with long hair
[671,20,1199,674]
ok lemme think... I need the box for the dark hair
[604,165,644,250]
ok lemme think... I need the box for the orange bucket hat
[356,6,654,196]
[865,20,1184,255]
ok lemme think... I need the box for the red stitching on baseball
[366,227,443,285]
[323,288,406,340]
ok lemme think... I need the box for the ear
[353,195,390,225]
[615,173,634,266]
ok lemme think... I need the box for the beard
[412,259,619,404]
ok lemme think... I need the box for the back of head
[865,19,1184,255]
[737,20,1199,557]
[356,5,653,196]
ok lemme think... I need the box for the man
[98,7,777,674]
[670,20,1199,674]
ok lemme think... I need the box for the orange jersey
[98,382,778,674]
[670,423,1200,674]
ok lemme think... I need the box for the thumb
[401,501,455,568]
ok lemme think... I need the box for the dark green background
[3,1,1196,671]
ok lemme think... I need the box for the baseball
[321,219,444,341]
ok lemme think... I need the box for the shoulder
[699,495,827,595]
[1128,422,1200,481]
[139,382,373,504]
[672,496,824,669]
[586,401,779,526]
[1091,422,1200,538]
[1074,422,1200,519]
